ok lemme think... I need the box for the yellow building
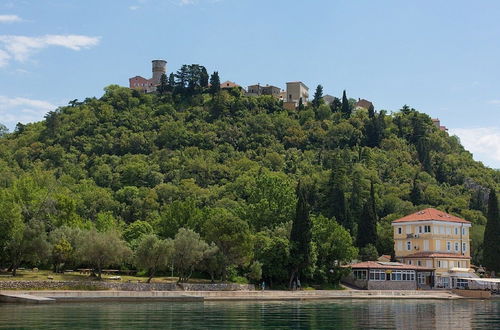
[392,208,474,288]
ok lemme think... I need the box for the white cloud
[179,0,195,5]
[129,5,140,10]
[0,34,100,67]
[488,100,500,105]
[450,127,500,169]
[0,95,56,128]
[0,14,22,23]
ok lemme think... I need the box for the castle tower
[151,60,167,84]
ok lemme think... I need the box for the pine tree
[341,90,351,118]
[483,189,500,273]
[312,84,323,108]
[330,97,342,113]
[209,71,221,95]
[357,181,378,247]
[289,180,312,288]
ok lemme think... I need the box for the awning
[458,278,500,283]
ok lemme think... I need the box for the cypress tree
[312,84,323,108]
[357,181,378,247]
[368,104,375,118]
[298,97,304,110]
[168,73,175,92]
[200,66,209,88]
[483,189,500,273]
[209,71,221,95]
[341,90,351,117]
[410,175,424,205]
[289,180,312,288]
[157,73,169,94]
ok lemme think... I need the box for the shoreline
[0,289,466,304]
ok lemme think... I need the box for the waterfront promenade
[0,289,464,304]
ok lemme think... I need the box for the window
[437,260,441,267]
[398,227,402,234]
[353,270,367,280]
[455,227,458,235]
[417,260,422,266]
[462,243,467,252]
[462,227,466,235]
[424,225,431,233]
[442,261,448,268]
[419,226,422,234]
[446,227,451,235]
[418,272,425,284]
[440,226,445,234]
[369,269,386,281]
[407,241,412,251]
[426,260,432,267]
[397,241,403,251]
[391,270,415,281]
[408,260,412,265]
[423,240,429,251]
[455,242,459,252]
[447,241,451,251]
[436,240,441,251]
[406,225,411,234]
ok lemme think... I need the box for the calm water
[0,299,499,329]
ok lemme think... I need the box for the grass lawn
[0,269,213,284]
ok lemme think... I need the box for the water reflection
[0,299,498,329]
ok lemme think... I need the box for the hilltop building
[284,81,309,110]
[129,60,167,93]
[392,208,476,288]
[355,98,373,110]
[322,94,335,105]
[432,118,448,132]
[220,81,242,90]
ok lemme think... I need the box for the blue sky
[1,0,499,168]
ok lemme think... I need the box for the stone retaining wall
[0,280,254,291]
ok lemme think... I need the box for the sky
[0,0,499,169]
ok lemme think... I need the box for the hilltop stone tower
[151,60,167,84]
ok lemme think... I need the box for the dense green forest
[0,66,499,285]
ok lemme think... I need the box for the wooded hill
[0,73,499,283]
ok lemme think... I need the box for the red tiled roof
[402,252,470,259]
[392,208,470,224]
[220,81,240,89]
[346,261,434,271]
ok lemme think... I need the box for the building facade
[392,208,474,288]
[246,84,281,97]
[343,261,434,290]
[286,81,309,107]
[129,60,167,93]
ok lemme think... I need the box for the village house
[220,81,242,90]
[246,84,281,98]
[355,98,373,110]
[392,208,477,288]
[129,60,167,93]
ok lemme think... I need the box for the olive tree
[134,234,173,283]
[172,228,209,283]
[78,229,132,280]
